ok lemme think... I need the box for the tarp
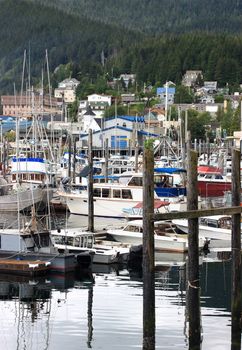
[154,167,186,174]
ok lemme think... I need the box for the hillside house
[156,87,176,106]
[54,78,80,104]
[182,70,203,87]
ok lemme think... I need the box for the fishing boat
[50,228,130,264]
[197,166,231,197]
[107,220,207,253]
[172,215,236,248]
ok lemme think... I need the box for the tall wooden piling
[87,286,94,348]
[104,138,109,182]
[187,131,201,349]
[72,138,76,184]
[68,135,72,179]
[231,148,241,349]
[143,141,155,350]
[135,142,139,172]
[88,129,94,232]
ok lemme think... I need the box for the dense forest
[1,0,242,95]
[0,0,140,93]
[33,0,242,34]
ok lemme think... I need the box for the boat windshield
[124,225,141,232]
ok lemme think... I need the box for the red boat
[197,166,231,197]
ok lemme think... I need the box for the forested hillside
[0,0,140,93]
[111,34,242,88]
[1,0,242,95]
[33,0,242,34]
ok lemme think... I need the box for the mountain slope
[33,0,242,34]
[0,0,140,92]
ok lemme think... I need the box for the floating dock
[0,259,50,276]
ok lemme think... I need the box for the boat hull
[198,180,231,197]
[108,230,189,253]
[172,219,235,248]
[0,187,43,212]
[66,195,140,218]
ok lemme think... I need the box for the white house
[58,78,80,90]
[54,78,80,104]
[87,94,112,106]
[156,86,176,106]
[119,74,136,88]
[86,94,112,118]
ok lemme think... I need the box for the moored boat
[172,215,236,248]
[50,228,129,264]
[107,220,207,253]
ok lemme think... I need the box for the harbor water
[0,213,239,349]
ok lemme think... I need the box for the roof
[83,105,96,116]
[106,115,145,122]
[94,118,102,128]
[80,125,159,138]
[197,165,222,174]
[157,87,176,94]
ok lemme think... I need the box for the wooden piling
[143,141,155,350]
[135,142,139,172]
[72,137,76,184]
[88,129,94,232]
[68,135,72,179]
[87,286,94,348]
[104,138,109,182]
[231,148,241,349]
[187,131,201,349]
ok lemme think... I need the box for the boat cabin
[199,216,232,229]
[51,229,95,249]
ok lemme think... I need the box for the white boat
[172,215,235,248]
[107,220,207,253]
[58,171,187,218]
[50,228,130,264]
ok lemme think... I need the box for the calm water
[0,213,239,349]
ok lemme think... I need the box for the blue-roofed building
[156,87,176,106]
[78,124,159,156]
[103,115,145,130]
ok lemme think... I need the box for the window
[67,237,74,245]
[113,189,121,198]
[93,188,101,197]
[122,189,132,199]
[125,225,140,232]
[74,237,80,247]
[87,236,93,248]
[102,188,110,198]
[128,177,142,186]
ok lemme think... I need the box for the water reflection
[0,249,239,349]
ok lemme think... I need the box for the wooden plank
[153,206,242,221]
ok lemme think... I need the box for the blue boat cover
[154,167,186,174]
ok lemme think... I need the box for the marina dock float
[0,259,50,276]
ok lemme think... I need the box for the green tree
[174,86,194,104]
[187,110,212,140]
